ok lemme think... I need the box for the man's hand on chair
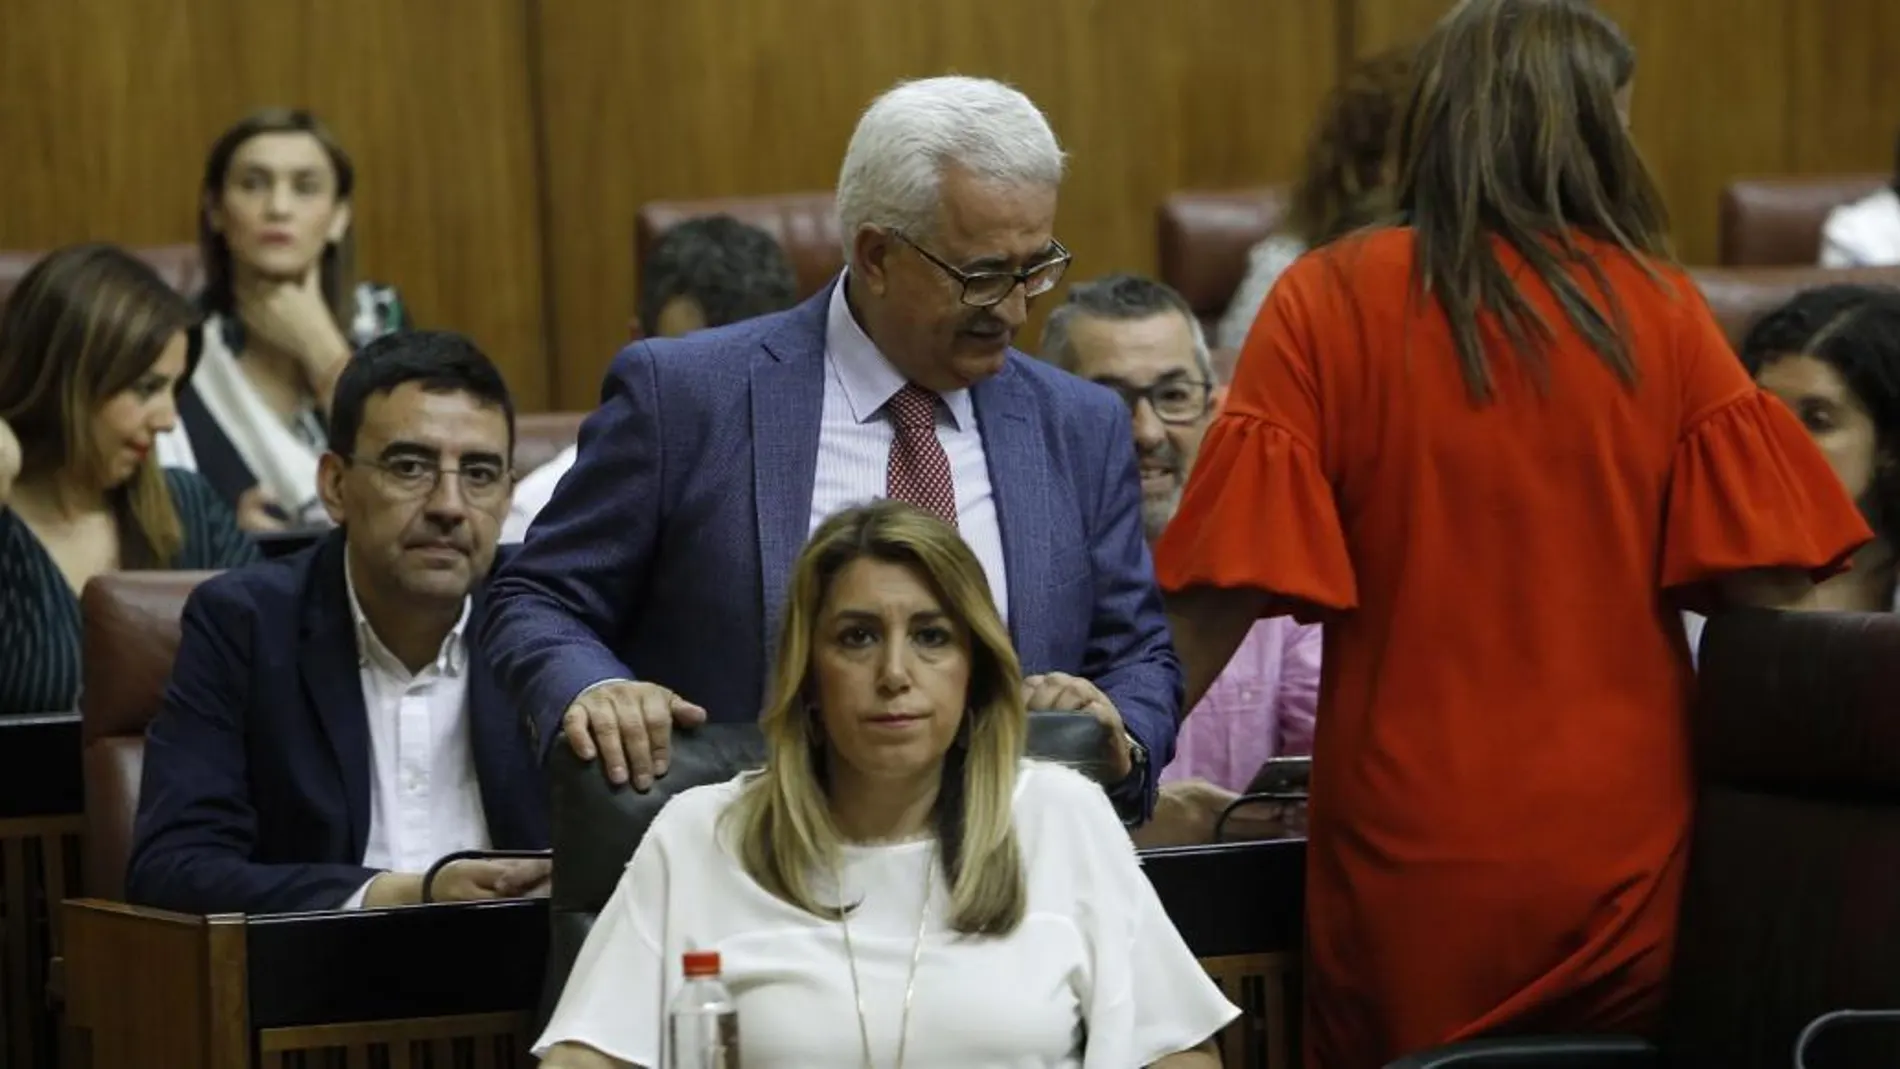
[561,681,708,790]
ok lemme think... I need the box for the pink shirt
[1160,618,1321,793]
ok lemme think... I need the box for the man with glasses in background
[1043,275,1320,846]
[484,75,1182,822]
[129,332,551,914]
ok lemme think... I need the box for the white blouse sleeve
[533,832,672,1068]
[1070,779,1240,1067]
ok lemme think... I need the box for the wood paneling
[1785,1,1900,177]
[1598,0,1791,267]
[3,0,1899,411]
[1348,0,1447,55]
[0,0,549,408]
[532,0,1337,408]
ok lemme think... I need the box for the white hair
[836,76,1067,262]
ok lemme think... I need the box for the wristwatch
[1119,728,1148,784]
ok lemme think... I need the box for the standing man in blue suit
[129,333,550,914]
[482,75,1181,820]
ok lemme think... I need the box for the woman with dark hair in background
[158,108,408,531]
[1156,0,1870,1064]
[1214,46,1413,351]
[1739,285,1900,609]
[0,244,257,715]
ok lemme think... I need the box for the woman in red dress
[1155,1,1873,1065]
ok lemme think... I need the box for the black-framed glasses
[345,455,513,504]
[893,231,1072,308]
[1101,379,1215,425]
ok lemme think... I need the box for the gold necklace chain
[833,842,935,1069]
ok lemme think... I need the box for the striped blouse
[0,468,259,716]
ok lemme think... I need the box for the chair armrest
[1384,1036,1661,1068]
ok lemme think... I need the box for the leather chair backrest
[1718,174,1889,266]
[0,244,202,308]
[514,411,587,477]
[1689,264,1900,350]
[539,712,1113,1026]
[78,571,213,900]
[1663,610,1900,1067]
[635,193,842,303]
[1155,187,1289,337]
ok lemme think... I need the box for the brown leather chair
[514,410,587,476]
[1155,187,1289,336]
[0,243,202,307]
[78,572,214,901]
[1718,174,1889,267]
[635,193,842,302]
[1689,264,1900,349]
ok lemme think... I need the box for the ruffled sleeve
[1155,254,1358,619]
[1661,387,1872,597]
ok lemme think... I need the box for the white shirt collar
[343,543,471,678]
[825,272,975,432]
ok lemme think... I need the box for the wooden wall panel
[1785,1,1900,177]
[1598,0,1792,264]
[532,0,1338,408]
[4,0,1899,413]
[0,0,550,408]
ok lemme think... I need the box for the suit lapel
[753,288,829,665]
[973,357,1055,662]
[299,532,374,859]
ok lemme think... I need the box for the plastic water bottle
[668,949,740,1069]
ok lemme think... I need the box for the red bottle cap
[682,950,721,978]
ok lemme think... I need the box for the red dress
[1155,230,1871,1068]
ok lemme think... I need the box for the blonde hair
[0,244,196,565]
[719,500,1028,935]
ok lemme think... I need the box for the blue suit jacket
[482,283,1182,816]
[127,531,549,915]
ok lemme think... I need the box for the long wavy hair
[1396,0,1673,402]
[0,245,197,565]
[719,500,1029,936]
[1283,46,1415,248]
[198,108,357,330]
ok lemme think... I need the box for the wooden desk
[1146,839,1306,1069]
[0,713,84,1069]
[64,898,547,1069]
[63,839,1303,1069]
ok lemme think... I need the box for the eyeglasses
[893,231,1072,308]
[1102,379,1215,426]
[346,455,513,504]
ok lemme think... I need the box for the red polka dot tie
[885,383,958,528]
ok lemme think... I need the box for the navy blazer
[127,531,549,915]
[481,282,1182,816]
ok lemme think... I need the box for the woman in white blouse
[536,500,1238,1068]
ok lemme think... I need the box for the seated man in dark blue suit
[128,331,549,914]
[483,75,1182,821]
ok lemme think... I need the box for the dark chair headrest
[548,722,767,915]
[548,710,1114,916]
[1696,609,1900,802]
[538,710,1111,1031]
